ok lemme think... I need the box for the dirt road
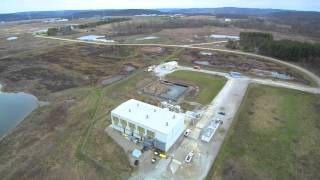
[35,35,320,88]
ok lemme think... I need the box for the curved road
[35,35,320,89]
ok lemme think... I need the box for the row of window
[112,116,155,138]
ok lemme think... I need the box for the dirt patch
[41,102,71,131]
[0,43,162,98]
[142,80,169,96]
[0,64,85,97]
[140,46,163,54]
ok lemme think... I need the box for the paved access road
[178,66,320,95]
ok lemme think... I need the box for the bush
[47,28,58,36]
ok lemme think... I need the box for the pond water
[100,75,125,86]
[0,85,39,137]
[6,36,18,41]
[136,36,159,41]
[123,65,136,72]
[193,60,211,66]
[160,83,188,101]
[209,34,239,40]
[78,35,115,43]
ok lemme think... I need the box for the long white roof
[111,99,184,134]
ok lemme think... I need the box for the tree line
[239,32,320,67]
[109,18,227,36]
[46,18,131,36]
[76,18,131,29]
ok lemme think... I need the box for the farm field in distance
[207,85,320,180]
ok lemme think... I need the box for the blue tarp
[230,71,242,78]
[132,149,142,158]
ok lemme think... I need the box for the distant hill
[0,7,318,22]
[0,9,164,22]
[70,9,164,19]
[268,11,320,38]
[270,10,320,22]
[0,10,83,21]
[159,7,284,15]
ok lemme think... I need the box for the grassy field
[0,42,183,179]
[0,72,154,180]
[80,71,150,179]
[207,85,320,180]
[167,70,226,104]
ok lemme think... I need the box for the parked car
[134,160,139,166]
[154,151,159,156]
[151,158,157,164]
[193,65,201,70]
[184,129,191,137]
[185,151,194,163]
[215,119,223,125]
[218,111,226,116]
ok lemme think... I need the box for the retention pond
[160,81,189,101]
[0,84,39,137]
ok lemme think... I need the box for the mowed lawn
[166,70,226,104]
[207,85,320,180]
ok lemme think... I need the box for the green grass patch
[167,70,226,104]
[81,71,152,179]
[207,85,320,180]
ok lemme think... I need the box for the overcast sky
[1,0,319,14]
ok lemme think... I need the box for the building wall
[111,114,145,137]
[165,118,185,151]
[111,114,167,151]
[110,112,185,152]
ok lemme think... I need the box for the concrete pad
[189,127,201,140]
[170,159,182,174]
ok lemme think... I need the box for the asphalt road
[178,66,320,94]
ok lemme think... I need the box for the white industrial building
[111,99,185,152]
[153,61,178,77]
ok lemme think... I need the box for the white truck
[185,151,194,163]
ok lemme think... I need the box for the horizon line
[1,7,319,15]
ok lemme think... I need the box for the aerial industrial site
[0,2,320,180]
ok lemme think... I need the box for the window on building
[112,116,119,125]
[137,126,145,140]
[128,122,136,133]
[120,119,127,133]
[146,130,155,139]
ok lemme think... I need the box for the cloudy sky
[1,0,319,14]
